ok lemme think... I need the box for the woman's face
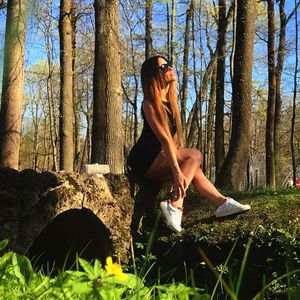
[157,57,176,85]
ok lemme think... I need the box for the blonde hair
[141,55,183,147]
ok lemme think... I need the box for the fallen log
[0,168,134,266]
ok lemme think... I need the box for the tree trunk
[215,0,256,191]
[291,0,298,187]
[72,12,81,171]
[170,0,176,62]
[0,0,26,169]
[145,0,153,59]
[186,51,217,147]
[59,0,74,171]
[205,66,217,178]
[180,0,193,141]
[91,0,124,174]
[266,0,276,188]
[230,0,237,83]
[214,0,226,177]
[274,0,286,184]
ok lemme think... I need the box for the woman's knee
[178,148,202,166]
[191,149,202,166]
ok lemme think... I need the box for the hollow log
[0,168,135,265]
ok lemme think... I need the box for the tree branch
[287,0,300,24]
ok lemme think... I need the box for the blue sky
[0,1,299,105]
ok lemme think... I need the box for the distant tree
[145,0,153,59]
[170,0,176,62]
[180,0,193,140]
[274,0,300,185]
[59,0,74,171]
[91,0,124,173]
[37,2,60,171]
[0,0,26,169]
[215,0,256,191]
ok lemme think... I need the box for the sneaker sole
[160,202,182,232]
[215,206,251,218]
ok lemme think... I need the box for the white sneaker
[215,197,251,217]
[160,201,183,232]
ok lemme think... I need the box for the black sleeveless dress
[127,101,176,178]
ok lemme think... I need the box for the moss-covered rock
[143,189,300,298]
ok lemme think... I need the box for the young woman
[127,55,250,232]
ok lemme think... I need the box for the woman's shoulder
[142,99,153,112]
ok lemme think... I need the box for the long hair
[141,55,183,147]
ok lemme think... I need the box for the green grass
[0,239,208,299]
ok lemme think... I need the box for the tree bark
[214,0,226,176]
[92,0,124,174]
[59,0,74,171]
[205,66,217,178]
[215,0,256,191]
[266,0,276,188]
[274,0,286,184]
[0,0,26,169]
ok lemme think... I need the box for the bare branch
[287,0,300,24]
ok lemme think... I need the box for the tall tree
[180,0,193,140]
[37,2,59,171]
[215,0,234,179]
[274,0,286,184]
[215,0,256,191]
[0,0,26,169]
[145,0,153,59]
[91,0,124,174]
[266,0,276,188]
[291,0,298,187]
[59,0,74,171]
[170,0,176,62]
[214,0,226,176]
[274,0,300,185]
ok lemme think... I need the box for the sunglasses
[158,61,173,73]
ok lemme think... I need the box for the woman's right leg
[145,148,225,207]
[144,148,201,208]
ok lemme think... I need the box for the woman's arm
[173,132,182,149]
[143,101,187,198]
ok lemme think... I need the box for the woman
[127,55,250,232]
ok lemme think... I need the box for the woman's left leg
[191,168,225,205]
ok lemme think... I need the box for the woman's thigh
[144,148,202,181]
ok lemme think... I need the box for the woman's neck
[161,86,169,102]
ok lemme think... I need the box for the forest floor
[136,188,300,298]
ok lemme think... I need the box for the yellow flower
[105,256,128,281]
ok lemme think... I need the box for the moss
[144,189,300,297]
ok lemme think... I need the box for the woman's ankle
[170,198,184,209]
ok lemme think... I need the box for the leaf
[12,253,25,285]
[78,258,95,280]
[0,251,13,266]
[12,253,33,285]
[71,281,92,294]
[0,239,9,251]
[124,273,144,290]
[93,259,103,278]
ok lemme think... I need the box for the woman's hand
[172,170,187,200]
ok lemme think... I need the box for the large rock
[0,168,134,263]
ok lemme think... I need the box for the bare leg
[145,148,226,208]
